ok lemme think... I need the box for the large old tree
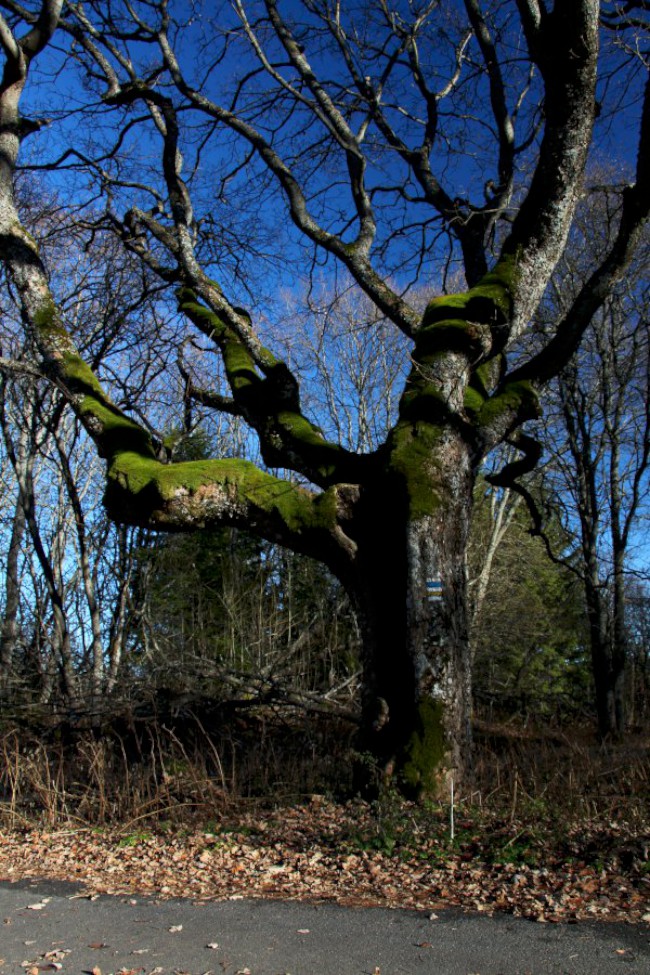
[0,0,647,793]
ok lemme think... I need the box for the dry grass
[0,707,354,829]
[0,712,648,832]
[473,720,650,823]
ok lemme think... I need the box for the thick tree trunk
[591,646,625,739]
[352,439,474,797]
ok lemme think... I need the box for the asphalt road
[0,878,648,975]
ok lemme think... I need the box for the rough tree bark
[0,0,647,794]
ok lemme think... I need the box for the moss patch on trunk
[387,421,445,520]
[401,698,447,796]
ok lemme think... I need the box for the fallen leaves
[0,799,648,925]
[22,948,71,974]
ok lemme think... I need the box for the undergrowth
[0,709,648,877]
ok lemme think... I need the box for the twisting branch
[504,0,600,336]
[463,0,515,227]
[506,73,650,387]
[484,432,563,566]
[177,343,241,418]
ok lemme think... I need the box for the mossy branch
[35,306,356,564]
[177,289,377,487]
[27,294,158,463]
[418,257,518,362]
[104,451,356,569]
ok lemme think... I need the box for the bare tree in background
[0,1,647,792]
[0,188,172,712]
[537,189,650,736]
[272,282,409,454]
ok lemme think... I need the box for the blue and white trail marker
[427,579,443,601]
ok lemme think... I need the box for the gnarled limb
[178,289,380,487]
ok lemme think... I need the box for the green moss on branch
[418,257,518,360]
[33,299,74,347]
[79,396,156,458]
[178,290,351,483]
[477,380,539,429]
[463,385,485,415]
[105,452,340,535]
[423,258,517,327]
[61,353,104,396]
[464,357,504,416]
